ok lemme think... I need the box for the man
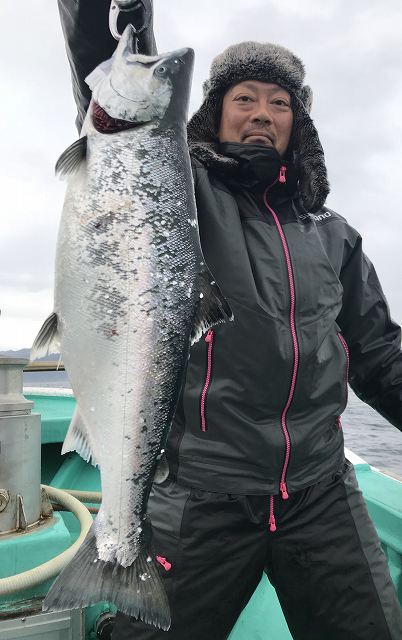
[58,2,402,638]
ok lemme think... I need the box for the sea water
[343,389,402,477]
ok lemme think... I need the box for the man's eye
[273,99,290,107]
[235,95,253,102]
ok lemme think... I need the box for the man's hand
[58,0,157,131]
[112,0,154,38]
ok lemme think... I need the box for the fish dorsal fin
[55,137,87,178]
[153,453,169,484]
[62,407,99,468]
[30,312,60,362]
[190,270,233,345]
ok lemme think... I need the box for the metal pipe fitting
[0,358,41,533]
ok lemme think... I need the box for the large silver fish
[31,25,232,630]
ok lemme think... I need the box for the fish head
[86,25,194,127]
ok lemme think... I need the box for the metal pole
[0,358,41,534]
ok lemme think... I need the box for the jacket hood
[187,41,330,213]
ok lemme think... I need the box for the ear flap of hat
[187,93,238,173]
[202,79,211,98]
[292,102,330,213]
[300,85,313,114]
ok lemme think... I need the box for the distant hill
[0,348,60,361]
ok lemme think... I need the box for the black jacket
[164,148,402,494]
[58,1,402,495]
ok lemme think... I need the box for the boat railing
[24,362,65,372]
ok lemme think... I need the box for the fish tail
[43,526,170,630]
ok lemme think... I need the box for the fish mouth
[122,25,193,65]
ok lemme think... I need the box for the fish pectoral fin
[30,312,60,362]
[55,136,87,178]
[153,453,170,484]
[190,269,234,345]
[62,407,99,468]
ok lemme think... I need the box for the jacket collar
[214,143,298,196]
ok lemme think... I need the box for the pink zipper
[200,329,214,432]
[156,555,172,571]
[279,166,287,183]
[263,166,298,501]
[269,495,277,532]
[337,332,350,429]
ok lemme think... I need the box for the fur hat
[187,41,330,213]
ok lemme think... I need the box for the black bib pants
[112,461,402,640]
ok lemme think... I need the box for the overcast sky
[0,0,401,350]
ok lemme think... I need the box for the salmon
[31,25,232,629]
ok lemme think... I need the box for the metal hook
[109,0,151,40]
[109,1,122,40]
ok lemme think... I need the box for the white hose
[0,485,94,596]
[62,488,102,503]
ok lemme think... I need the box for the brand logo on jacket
[298,210,333,223]
[313,211,332,222]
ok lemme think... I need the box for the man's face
[218,80,293,157]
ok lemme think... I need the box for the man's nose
[250,102,273,124]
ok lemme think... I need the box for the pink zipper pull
[279,165,287,183]
[205,329,214,343]
[156,555,172,571]
[280,482,289,500]
[337,416,342,430]
[269,495,277,532]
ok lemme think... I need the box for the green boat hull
[1,391,401,639]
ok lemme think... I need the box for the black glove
[58,0,157,131]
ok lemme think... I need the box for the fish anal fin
[190,270,233,345]
[62,407,99,468]
[30,312,60,362]
[55,137,87,178]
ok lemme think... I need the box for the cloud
[0,287,53,350]
[1,0,401,350]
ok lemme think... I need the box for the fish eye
[155,65,168,77]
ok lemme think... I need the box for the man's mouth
[242,132,274,145]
